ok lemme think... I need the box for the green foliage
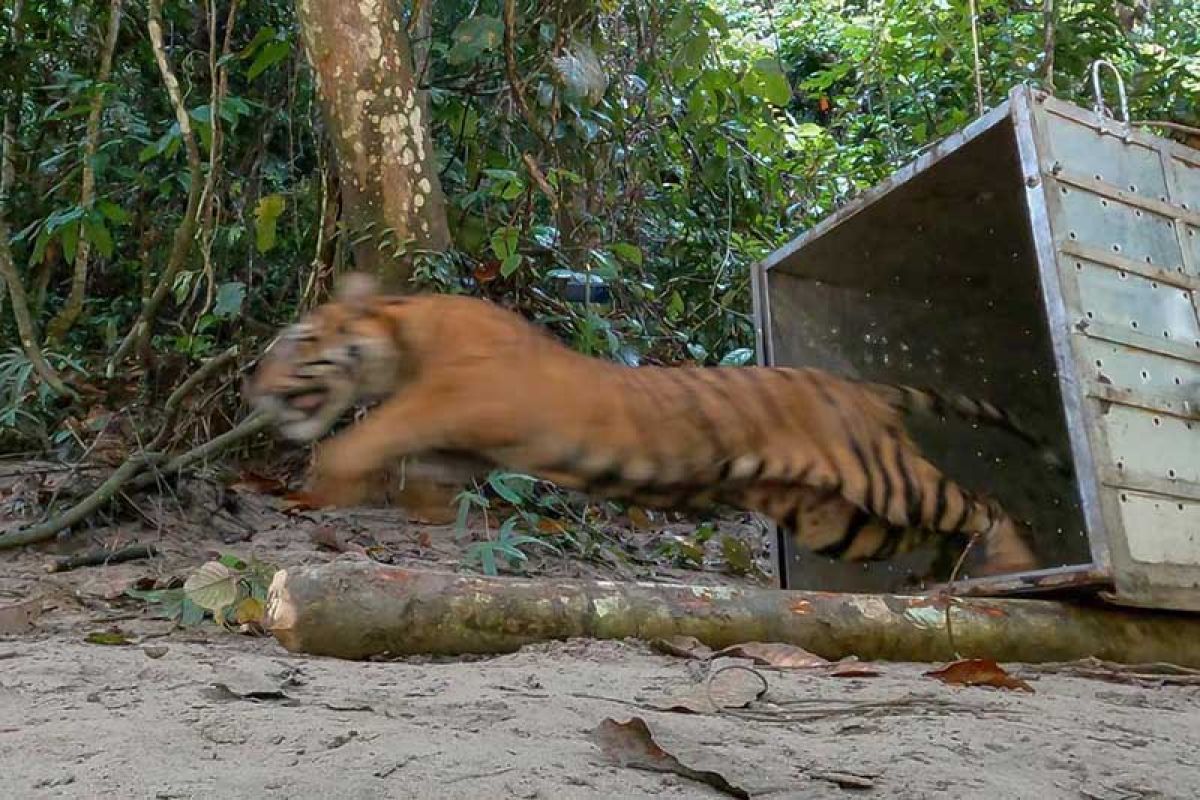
[0,0,1195,454]
[125,554,275,630]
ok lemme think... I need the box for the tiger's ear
[335,272,380,309]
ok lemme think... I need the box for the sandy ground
[3,463,1200,799]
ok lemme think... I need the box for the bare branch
[1041,0,1056,89]
[107,0,204,371]
[46,0,125,343]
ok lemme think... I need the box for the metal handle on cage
[1089,59,1131,138]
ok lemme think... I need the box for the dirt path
[3,635,1199,799]
[2,466,1199,798]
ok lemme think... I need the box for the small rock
[143,645,169,659]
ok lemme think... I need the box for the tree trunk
[266,559,1200,667]
[295,0,450,290]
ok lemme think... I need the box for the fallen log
[265,557,1200,666]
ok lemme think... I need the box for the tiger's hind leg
[838,433,1037,576]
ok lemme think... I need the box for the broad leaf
[254,194,285,253]
[183,561,239,612]
[213,281,246,318]
[447,15,503,66]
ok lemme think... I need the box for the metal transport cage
[751,82,1200,612]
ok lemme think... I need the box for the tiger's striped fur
[246,273,1048,576]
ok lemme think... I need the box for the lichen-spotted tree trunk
[296,0,451,290]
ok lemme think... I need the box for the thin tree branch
[146,344,239,451]
[191,0,241,324]
[0,213,76,398]
[46,0,124,343]
[1041,0,1056,89]
[503,0,551,150]
[107,0,204,371]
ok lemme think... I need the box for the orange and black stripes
[249,277,1040,578]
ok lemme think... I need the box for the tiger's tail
[869,383,1070,476]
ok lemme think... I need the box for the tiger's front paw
[307,444,370,508]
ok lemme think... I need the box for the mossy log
[265,557,1200,666]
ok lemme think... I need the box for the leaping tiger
[246,273,1055,577]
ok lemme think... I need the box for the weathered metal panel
[1032,91,1200,609]
[756,82,1200,610]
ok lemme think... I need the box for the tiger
[246,272,1056,577]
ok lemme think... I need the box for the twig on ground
[0,455,163,550]
[45,543,159,573]
[0,412,272,550]
[1018,657,1200,686]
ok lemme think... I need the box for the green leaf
[254,194,285,253]
[45,206,84,233]
[795,122,823,138]
[179,597,206,627]
[97,200,132,224]
[487,472,536,505]
[447,15,504,66]
[183,561,239,612]
[609,242,643,265]
[743,58,792,106]
[247,40,291,80]
[83,216,114,259]
[490,225,519,260]
[500,253,522,277]
[213,281,246,318]
[699,6,730,35]
[589,248,619,278]
[30,229,50,266]
[719,347,754,366]
[667,290,685,320]
[60,220,80,264]
[240,26,277,59]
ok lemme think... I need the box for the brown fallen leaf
[713,641,828,669]
[651,635,714,661]
[279,491,320,512]
[925,658,1034,693]
[626,506,653,529]
[656,663,768,714]
[590,717,751,799]
[829,659,882,678]
[230,470,288,496]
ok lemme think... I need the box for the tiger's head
[246,272,403,442]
